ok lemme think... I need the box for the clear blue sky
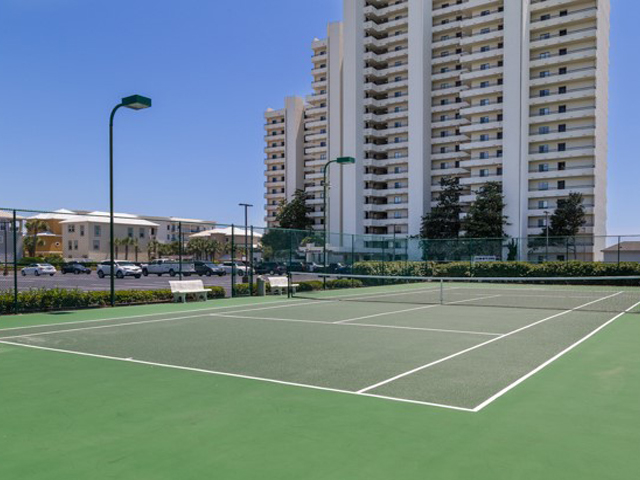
[0,0,637,235]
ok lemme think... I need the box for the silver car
[21,263,57,277]
[97,261,143,279]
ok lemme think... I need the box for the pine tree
[545,192,587,238]
[276,189,313,231]
[463,182,508,238]
[420,177,462,239]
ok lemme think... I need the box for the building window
[539,182,549,191]
[80,225,85,237]
[73,240,78,251]
[128,227,134,238]
[139,228,145,239]
[539,164,549,172]
[93,240,100,251]
[94,225,101,237]
[68,225,75,233]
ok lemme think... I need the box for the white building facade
[264,0,610,259]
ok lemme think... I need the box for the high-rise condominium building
[264,0,610,259]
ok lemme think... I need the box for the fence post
[178,221,183,280]
[617,236,621,265]
[249,226,254,296]
[13,210,18,315]
[231,225,235,298]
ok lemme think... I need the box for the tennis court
[2,275,638,412]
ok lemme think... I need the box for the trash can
[256,276,266,296]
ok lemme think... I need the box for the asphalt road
[0,272,233,295]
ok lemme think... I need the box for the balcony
[431,85,469,98]
[461,138,503,151]
[460,28,504,46]
[527,185,595,199]
[460,65,503,82]
[431,101,469,113]
[431,134,469,145]
[460,120,503,134]
[430,150,470,161]
[460,83,503,99]
[264,145,285,154]
[529,126,595,143]
[529,47,597,69]
[460,11,503,29]
[530,7,598,32]
[530,26,597,49]
[459,156,503,168]
[530,67,596,88]
[431,167,469,177]
[529,106,596,124]
[528,86,596,106]
[528,146,595,162]
[460,47,504,65]
[460,174,502,186]
[460,101,503,116]
[528,165,595,180]
[432,117,470,129]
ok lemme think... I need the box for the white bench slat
[170,280,209,303]
[266,276,298,295]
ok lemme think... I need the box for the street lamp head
[121,95,152,110]
[336,156,356,165]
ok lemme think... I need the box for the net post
[13,210,18,315]
[230,224,235,298]
[287,270,292,299]
[439,278,444,305]
[178,221,183,280]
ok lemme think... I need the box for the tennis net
[289,273,640,314]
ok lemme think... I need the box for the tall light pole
[322,157,356,272]
[544,210,550,263]
[239,203,253,279]
[109,95,152,307]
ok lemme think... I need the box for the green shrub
[0,286,227,315]
[351,260,640,280]
[326,278,363,290]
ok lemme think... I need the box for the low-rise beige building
[60,212,159,262]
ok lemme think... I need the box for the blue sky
[0,0,637,235]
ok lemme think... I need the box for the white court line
[333,294,502,325]
[0,340,474,413]
[472,298,640,412]
[210,313,501,337]
[0,299,338,340]
[0,297,305,333]
[357,291,624,394]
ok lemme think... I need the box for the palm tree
[123,237,134,260]
[113,238,123,260]
[131,238,140,262]
[24,219,48,257]
[147,239,160,262]
[187,238,207,260]
[208,239,223,262]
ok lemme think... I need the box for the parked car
[286,261,306,272]
[61,262,92,275]
[142,259,195,277]
[254,262,286,275]
[97,261,142,279]
[328,263,350,274]
[21,263,57,277]
[220,261,252,276]
[194,261,226,277]
[304,262,322,272]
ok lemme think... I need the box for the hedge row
[0,286,226,315]
[352,261,640,279]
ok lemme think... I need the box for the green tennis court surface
[1,285,640,479]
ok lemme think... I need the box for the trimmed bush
[0,286,227,315]
[352,260,640,279]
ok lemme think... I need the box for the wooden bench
[267,276,299,295]
[169,280,209,303]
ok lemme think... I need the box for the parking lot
[0,272,233,295]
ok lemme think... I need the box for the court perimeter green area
[1,291,639,479]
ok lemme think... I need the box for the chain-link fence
[1,206,639,314]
